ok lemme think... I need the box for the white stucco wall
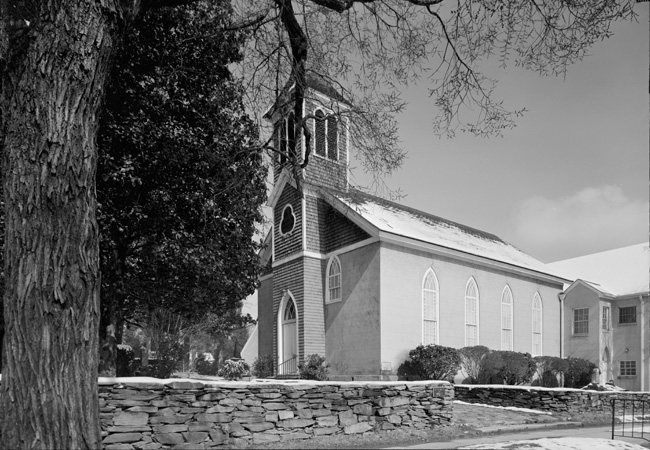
[379,242,564,376]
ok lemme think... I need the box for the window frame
[573,307,589,335]
[464,277,480,347]
[532,292,543,356]
[279,204,296,236]
[325,255,342,304]
[501,285,513,351]
[313,108,340,162]
[619,360,637,377]
[602,305,610,331]
[618,306,637,325]
[422,268,440,346]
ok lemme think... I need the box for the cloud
[511,186,649,262]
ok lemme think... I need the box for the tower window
[327,116,338,160]
[315,110,326,157]
[279,204,296,235]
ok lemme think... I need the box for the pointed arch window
[284,300,296,322]
[315,109,326,157]
[287,112,296,160]
[326,256,342,304]
[279,118,287,165]
[532,292,543,356]
[422,269,439,345]
[501,286,513,351]
[327,115,338,160]
[465,278,479,347]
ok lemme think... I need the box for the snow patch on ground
[454,400,553,415]
[459,437,647,449]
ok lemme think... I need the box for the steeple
[266,76,350,192]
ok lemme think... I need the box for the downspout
[558,291,565,387]
[641,294,647,391]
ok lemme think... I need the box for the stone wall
[100,378,453,449]
[454,384,650,413]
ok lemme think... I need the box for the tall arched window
[279,118,287,165]
[532,292,543,356]
[465,278,479,347]
[327,115,338,160]
[422,269,440,345]
[326,256,342,304]
[287,112,296,159]
[501,286,513,351]
[314,109,326,157]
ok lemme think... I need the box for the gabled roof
[322,188,569,283]
[548,242,650,297]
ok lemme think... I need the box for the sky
[347,4,649,263]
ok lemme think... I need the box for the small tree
[459,345,491,384]
[398,345,461,381]
[252,355,275,379]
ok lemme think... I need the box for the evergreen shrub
[564,357,597,388]
[219,358,250,381]
[252,354,275,378]
[298,354,329,380]
[397,345,460,381]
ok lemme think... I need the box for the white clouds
[511,186,649,262]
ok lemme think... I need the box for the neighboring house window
[532,292,542,356]
[422,269,439,345]
[279,204,296,235]
[619,306,637,324]
[602,306,610,331]
[501,286,513,351]
[465,278,479,347]
[620,360,636,376]
[314,109,326,157]
[326,256,342,304]
[573,308,589,335]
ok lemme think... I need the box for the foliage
[195,354,219,376]
[298,354,330,381]
[478,351,536,385]
[219,359,250,381]
[252,355,275,379]
[533,356,569,387]
[397,345,461,381]
[97,0,267,353]
[116,345,136,377]
[564,357,598,388]
[459,345,491,384]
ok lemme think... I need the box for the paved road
[386,425,650,449]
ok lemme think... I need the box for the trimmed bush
[195,354,218,376]
[564,357,597,388]
[252,354,275,378]
[219,358,250,381]
[398,345,461,381]
[533,356,569,387]
[298,354,329,380]
[459,345,490,384]
[479,351,536,385]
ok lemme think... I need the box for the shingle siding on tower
[305,195,370,254]
[274,184,302,260]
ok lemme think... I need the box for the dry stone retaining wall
[454,384,650,413]
[99,379,453,449]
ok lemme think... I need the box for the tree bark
[0,1,128,448]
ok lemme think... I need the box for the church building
[256,79,571,380]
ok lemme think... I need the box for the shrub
[195,354,218,376]
[252,354,275,378]
[219,358,250,381]
[397,345,460,381]
[459,345,490,384]
[116,345,136,377]
[564,357,597,388]
[478,351,536,385]
[533,356,569,387]
[298,354,329,380]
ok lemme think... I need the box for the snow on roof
[328,189,568,281]
[548,243,650,297]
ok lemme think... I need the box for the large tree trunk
[0,1,128,448]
